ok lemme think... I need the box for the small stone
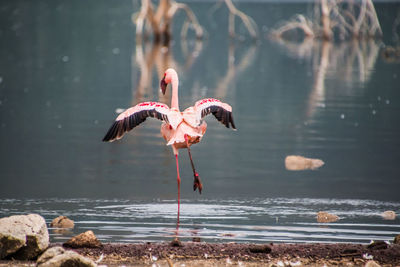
[50,216,74,228]
[63,230,102,248]
[381,210,396,220]
[37,246,65,265]
[249,244,272,253]
[341,248,358,256]
[367,241,388,250]
[394,234,400,244]
[192,237,201,242]
[365,260,381,267]
[37,246,96,267]
[317,211,339,223]
[363,253,374,260]
[170,237,182,247]
[285,155,324,171]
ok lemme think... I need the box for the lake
[0,0,399,243]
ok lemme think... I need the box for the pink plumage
[103,68,236,225]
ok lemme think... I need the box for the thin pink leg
[175,154,181,229]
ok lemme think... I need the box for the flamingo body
[103,68,236,227]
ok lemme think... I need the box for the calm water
[0,1,399,243]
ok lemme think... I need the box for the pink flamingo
[103,68,236,223]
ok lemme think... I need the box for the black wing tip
[102,120,122,142]
[102,136,114,142]
[102,108,169,143]
[207,105,237,130]
[229,113,237,130]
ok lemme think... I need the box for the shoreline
[3,241,397,266]
[74,242,400,266]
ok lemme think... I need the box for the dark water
[0,1,399,243]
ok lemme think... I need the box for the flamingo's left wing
[194,98,236,129]
[103,102,170,142]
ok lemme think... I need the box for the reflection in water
[133,0,203,44]
[132,37,257,105]
[270,38,381,119]
[214,43,257,100]
[133,39,203,105]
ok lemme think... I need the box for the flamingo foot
[193,172,203,194]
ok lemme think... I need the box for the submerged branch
[270,0,382,41]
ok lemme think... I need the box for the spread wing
[194,98,236,129]
[103,102,170,142]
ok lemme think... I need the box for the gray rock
[36,246,65,265]
[37,246,97,267]
[0,214,49,260]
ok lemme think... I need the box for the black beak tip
[160,78,167,95]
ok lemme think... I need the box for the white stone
[0,214,49,259]
[37,246,97,267]
[285,155,324,171]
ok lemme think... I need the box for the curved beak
[160,77,167,95]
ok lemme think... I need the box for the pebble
[317,211,339,223]
[381,210,396,220]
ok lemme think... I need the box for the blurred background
[0,0,399,243]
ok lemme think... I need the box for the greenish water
[0,1,399,243]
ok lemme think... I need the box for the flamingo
[103,68,236,223]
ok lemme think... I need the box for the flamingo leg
[174,154,181,229]
[184,135,203,194]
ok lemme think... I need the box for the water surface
[1,198,399,243]
[0,1,399,243]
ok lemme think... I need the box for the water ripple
[0,198,398,244]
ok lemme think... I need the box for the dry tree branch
[365,0,383,37]
[224,0,258,38]
[271,0,382,41]
[134,0,204,44]
[353,0,367,36]
[270,15,315,39]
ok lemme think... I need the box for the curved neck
[170,74,179,110]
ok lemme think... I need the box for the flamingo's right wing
[103,102,170,142]
[194,98,236,129]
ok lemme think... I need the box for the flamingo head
[160,74,168,95]
[160,68,177,95]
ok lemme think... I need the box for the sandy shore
[75,242,400,266]
[1,241,399,266]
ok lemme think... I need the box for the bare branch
[224,0,258,38]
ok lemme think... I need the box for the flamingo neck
[170,74,179,110]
